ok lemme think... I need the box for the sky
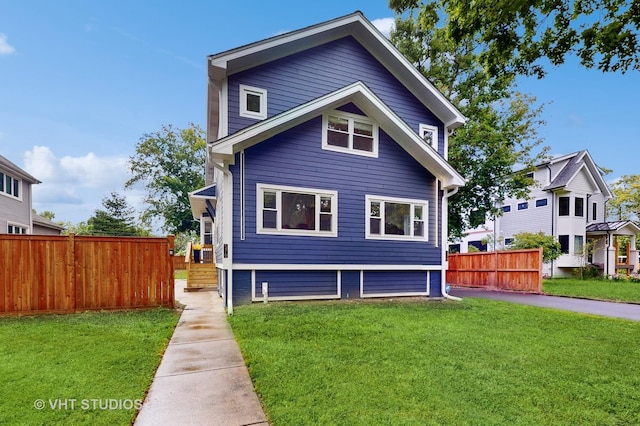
[1,1,639,232]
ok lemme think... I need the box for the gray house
[0,154,63,235]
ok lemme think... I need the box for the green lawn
[0,308,180,425]
[544,278,640,303]
[175,269,187,280]
[229,299,640,425]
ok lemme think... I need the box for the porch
[586,221,640,277]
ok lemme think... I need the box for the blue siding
[363,271,428,294]
[232,114,442,266]
[227,36,445,154]
[254,270,338,297]
[430,270,442,297]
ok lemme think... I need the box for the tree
[126,123,206,234]
[391,0,640,78]
[509,231,562,264]
[607,174,640,220]
[390,3,549,238]
[87,192,150,236]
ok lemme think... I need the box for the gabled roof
[209,81,465,189]
[541,150,612,199]
[0,154,40,184]
[208,11,466,130]
[586,220,640,234]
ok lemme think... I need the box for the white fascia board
[209,82,465,188]
[207,12,466,128]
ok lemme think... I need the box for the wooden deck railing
[0,234,174,315]
[447,248,543,293]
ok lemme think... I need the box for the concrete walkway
[450,287,640,322]
[134,280,268,426]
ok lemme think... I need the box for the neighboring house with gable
[453,150,639,277]
[189,12,467,312]
[0,154,64,235]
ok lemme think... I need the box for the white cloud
[372,17,395,38]
[23,146,140,224]
[0,33,15,55]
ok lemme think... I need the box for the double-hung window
[366,195,428,240]
[322,111,378,157]
[0,172,20,199]
[257,184,337,237]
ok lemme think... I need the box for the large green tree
[126,123,206,234]
[608,174,640,220]
[392,0,640,78]
[390,1,549,238]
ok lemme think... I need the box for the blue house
[189,12,466,313]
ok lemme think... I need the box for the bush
[571,264,602,280]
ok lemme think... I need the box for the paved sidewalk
[134,280,268,426]
[450,287,640,322]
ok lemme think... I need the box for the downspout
[441,184,462,301]
[546,164,554,278]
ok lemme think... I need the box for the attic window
[419,124,438,150]
[239,85,267,119]
[322,111,378,157]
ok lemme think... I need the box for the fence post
[168,235,175,306]
[68,233,76,312]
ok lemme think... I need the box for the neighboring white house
[0,154,64,235]
[452,150,640,277]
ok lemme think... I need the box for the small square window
[419,124,438,150]
[502,205,511,213]
[239,84,267,119]
[518,202,528,210]
[536,198,548,207]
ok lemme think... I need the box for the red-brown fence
[0,234,174,315]
[447,248,543,293]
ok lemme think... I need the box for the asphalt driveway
[450,287,640,322]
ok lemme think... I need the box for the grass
[229,299,640,425]
[0,308,180,425]
[544,278,640,303]
[175,269,187,280]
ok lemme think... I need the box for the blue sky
[1,1,639,229]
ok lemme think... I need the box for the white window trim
[7,222,28,234]
[257,183,338,237]
[239,84,267,120]
[366,195,429,241]
[0,172,22,201]
[322,110,378,158]
[419,123,439,150]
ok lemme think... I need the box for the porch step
[186,263,217,290]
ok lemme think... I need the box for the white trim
[207,12,466,128]
[322,110,378,158]
[256,183,338,237]
[7,221,29,234]
[239,84,267,120]
[0,172,23,202]
[419,123,439,150]
[233,263,442,270]
[209,81,465,189]
[251,269,341,302]
[365,194,429,241]
[240,151,245,240]
[219,80,229,139]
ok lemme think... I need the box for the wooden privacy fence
[0,234,175,315]
[447,248,543,293]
